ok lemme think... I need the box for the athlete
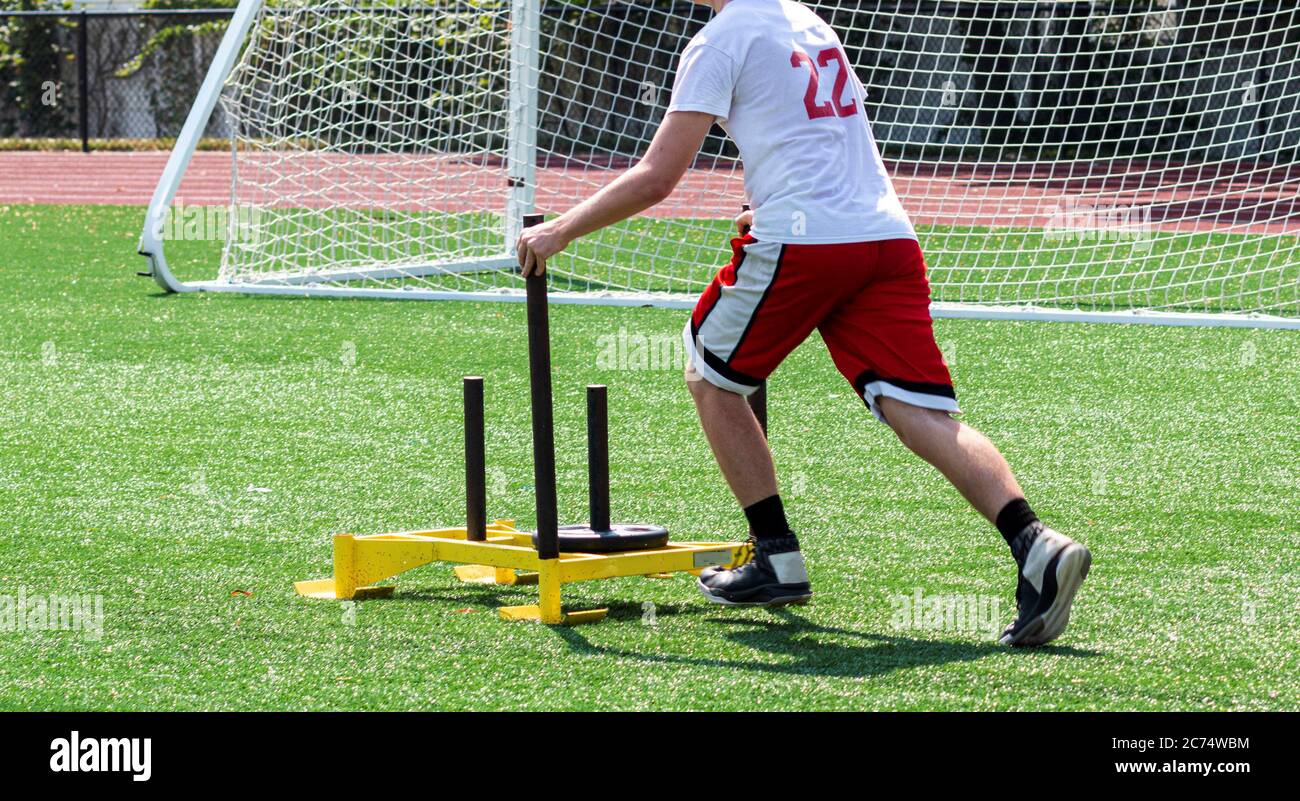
[516,0,1091,646]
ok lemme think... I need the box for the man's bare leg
[686,368,811,606]
[685,374,776,507]
[875,396,1023,523]
[877,395,1091,647]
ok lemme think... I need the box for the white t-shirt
[667,0,915,244]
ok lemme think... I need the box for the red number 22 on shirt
[790,47,858,120]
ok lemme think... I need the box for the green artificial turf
[0,203,1296,710]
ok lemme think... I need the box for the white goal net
[140,0,1300,326]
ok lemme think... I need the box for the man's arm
[516,110,716,276]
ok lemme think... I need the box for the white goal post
[139,0,1300,328]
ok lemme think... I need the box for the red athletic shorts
[683,235,959,425]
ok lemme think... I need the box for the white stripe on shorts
[692,239,784,364]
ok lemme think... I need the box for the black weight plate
[532,523,669,553]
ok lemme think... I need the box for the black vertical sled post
[587,385,611,532]
[464,376,487,541]
[523,213,560,561]
[520,215,668,556]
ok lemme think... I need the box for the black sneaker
[1000,525,1091,647]
[698,534,812,607]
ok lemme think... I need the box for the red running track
[1,150,1296,235]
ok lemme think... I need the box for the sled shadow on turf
[366,584,1100,676]
[550,607,1101,680]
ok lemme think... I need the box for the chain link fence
[0,9,234,149]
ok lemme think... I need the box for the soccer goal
[138,0,1300,328]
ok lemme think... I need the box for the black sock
[743,494,791,540]
[995,498,1040,547]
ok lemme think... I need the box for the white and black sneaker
[698,534,813,607]
[1000,525,1091,647]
